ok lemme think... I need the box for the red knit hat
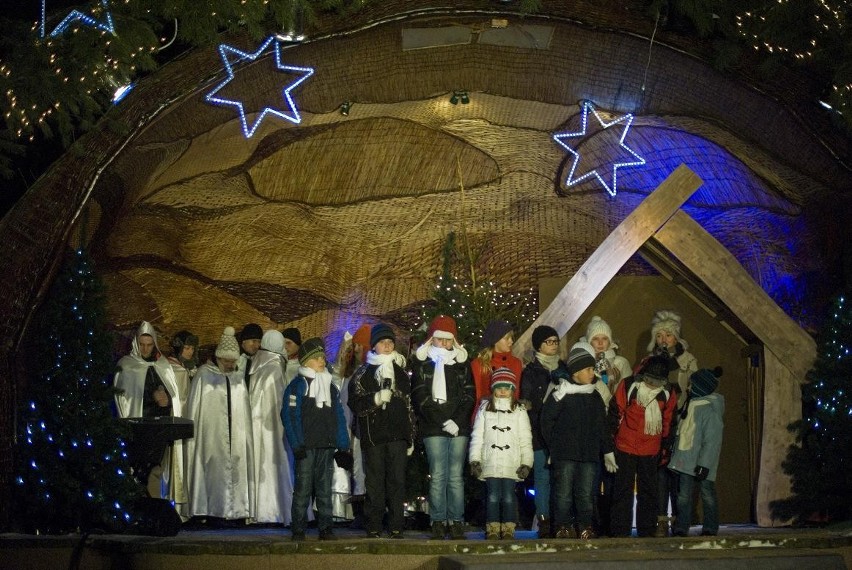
[427,315,458,340]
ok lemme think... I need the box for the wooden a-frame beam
[513,164,704,358]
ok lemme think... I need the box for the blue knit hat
[481,320,513,349]
[369,323,395,349]
[690,367,722,397]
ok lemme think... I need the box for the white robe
[247,349,293,523]
[185,362,255,520]
[113,325,186,507]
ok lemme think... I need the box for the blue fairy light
[205,36,315,138]
[552,99,645,197]
[30,460,37,469]
[15,477,24,485]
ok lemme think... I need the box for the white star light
[42,0,115,38]
[205,36,315,139]
[552,100,645,197]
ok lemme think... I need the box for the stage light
[449,90,469,105]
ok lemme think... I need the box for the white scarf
[366,350,406,390]
[300,366,333,408]
[633,381,665,435]
[677,398,710,451]
[552,380,596,401]
[535,352,560,372]
[425,346,456,403]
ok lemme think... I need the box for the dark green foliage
[413,232,538,346]
[13,248,142,534]
[771,293,852,524]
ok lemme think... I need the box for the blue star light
[205,36,315,138]
[42,0,115,38]
[552,100,645,197]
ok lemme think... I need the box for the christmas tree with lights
[771,293,852,524]
[14,248,141,534]
[414,231,539,346]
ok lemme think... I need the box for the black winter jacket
[347,362,413,448]
[540,385,613,462]
[411,355,475,438]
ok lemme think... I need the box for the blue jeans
[552,459,596,529]
[485,478,517,523]
[673,472,719,535]
[423,435,468,522]
[291,448,334,534]
[533,449,551,517]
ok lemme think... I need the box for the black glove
[469,461,482,479]
[658,447,671,467]
[673,342,685,358]
[694,465,709,481]
[294,447,307,460]
[334,449,354,471]
[516,465,531,480]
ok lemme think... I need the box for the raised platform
[2,525,851,570]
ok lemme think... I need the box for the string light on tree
[14,248,141,533]
[771,292,852,523]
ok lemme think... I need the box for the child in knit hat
[282,337,351,541]
[347,323,412,539]
[643,310,698,536]
[583,316,632,397]
[607,355,678,538]
[472,320,523,411]
[540,342,615,540]
[669,367,724,537]
[468,367,533,540]
[410,315,476,540]
[520,325,570,538]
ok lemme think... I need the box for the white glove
[374,392,383,406]
[380,388,393,403]
[604,452,618,473]
[442,419,460,437]
[407,444,414,457]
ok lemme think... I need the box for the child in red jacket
[607,355,677,537]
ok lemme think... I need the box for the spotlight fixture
[449,90,470,105]
[339,101,351,116]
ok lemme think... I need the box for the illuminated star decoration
[42,0,115,38]
[552,100,645,197]
[205,36,315,139]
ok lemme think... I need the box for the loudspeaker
[130,498,182,537]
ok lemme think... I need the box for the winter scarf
[631,381,665,435]
[535,352,560,372]
[300,366,333,408]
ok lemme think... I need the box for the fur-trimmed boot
[485,522,501,540]
[536,515,550,539]
[501,522,516,540]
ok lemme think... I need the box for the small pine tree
[14,248,142,534]
[771,293,852,524]
[414,231,539,346]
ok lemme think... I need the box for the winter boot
[485,522,501,540]
[501,522,516,540]
[536,515,550,539]
[448,521,466,540]
[579,526,597,540]
[430,521,446,540]
[654,516,670,537]
[554,525,578,539]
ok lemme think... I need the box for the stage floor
[2,524,851,570]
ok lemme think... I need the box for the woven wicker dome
[63,13,844,352]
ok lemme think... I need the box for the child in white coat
[469,367,533,540]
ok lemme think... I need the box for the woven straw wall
[84,16,843,350]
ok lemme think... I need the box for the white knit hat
[585,316,613,344]
[215,326,241,360]
[647,310,683,352]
